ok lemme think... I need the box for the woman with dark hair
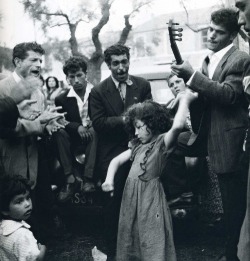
[45,76,63,106]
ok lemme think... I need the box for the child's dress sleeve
[128,138,141,161]
[13,228,40,261]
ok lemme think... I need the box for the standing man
[53,56,97,202]
[171,8,250,261]
[236,1,250,260]
[89,44,152,260]
[0,42,63,243]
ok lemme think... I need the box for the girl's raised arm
[102,149,132,194]
[164,89,197,151]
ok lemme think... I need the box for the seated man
[53,56,97,202]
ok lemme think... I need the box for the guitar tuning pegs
[177,28,183,32]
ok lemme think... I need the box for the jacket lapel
[125,80,139,109]
[103,76,124,115]
[212,46,236,81]
[62,92,82,122]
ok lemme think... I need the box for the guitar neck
[171,42,183,65]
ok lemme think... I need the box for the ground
[44,205,225,261]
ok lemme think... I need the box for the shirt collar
[208,43,233,61]
[0,219,30,236]
[67,82,93,105]
[111,75,133,89]
[12,71,22,83]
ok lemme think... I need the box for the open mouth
[30,69,40,77]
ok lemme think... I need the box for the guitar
[168,19,183,64]
[168,19,208,152]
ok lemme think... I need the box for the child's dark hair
[124,100,172,139]
[0,175,31,214]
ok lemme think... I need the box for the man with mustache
[89,44,152,260]
[171,8,250,261]
[53,56,97,202]
[236,1,250,260]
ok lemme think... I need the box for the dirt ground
[44,205,225,261]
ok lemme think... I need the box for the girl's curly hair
[124,100,172,139]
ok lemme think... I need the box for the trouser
[29,138,55,244]
[217,156,248,259]
[53,128,97,179]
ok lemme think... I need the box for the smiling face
[236,0,250,36]
[15,50,42,79]
[2,191,32,221]
[168,75,186,97]
[108,54,130,82]
[206,22,235,52]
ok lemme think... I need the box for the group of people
[0,1,250,261]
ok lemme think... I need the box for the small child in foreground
[0,175,46,261]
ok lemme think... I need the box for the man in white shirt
[54,56,97,202]
[171,8,250,261]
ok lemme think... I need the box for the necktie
[118,82,126,103]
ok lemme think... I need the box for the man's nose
[135,128,139,136]
[118,63,124,70]
[238,14,245,27]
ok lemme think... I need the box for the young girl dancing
[102,90,197,261]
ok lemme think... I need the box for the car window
[150,79,174,104]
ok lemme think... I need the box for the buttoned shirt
[188,43,234,84]
[0,219,40,261]
[207,43,233,79]
[67,82,93,127]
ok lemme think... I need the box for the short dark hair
[0,175,31,215]
[104,44,130,66]
[124,100,172,139]
[211,8,240,34]
[45,76,59,90]
[63,56,88,76]
[12,42,45,66]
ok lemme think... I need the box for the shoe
[82,181,95,193]
[57,182,78,203]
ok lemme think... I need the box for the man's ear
[14,57,22,68]
[230,31,238,42]
[66,77,71,85]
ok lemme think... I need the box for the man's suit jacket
[89,75,152,174]
[189,46,250,173]
[0,75,44,188]
[55,89,83,137]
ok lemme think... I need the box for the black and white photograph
[0,0,250,260]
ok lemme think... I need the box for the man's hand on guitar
[171,60,194,83]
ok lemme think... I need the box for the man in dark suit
[89,44,152,260]
[53,56,97,202]
[171,8,250,261]
[236,1,250,260]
